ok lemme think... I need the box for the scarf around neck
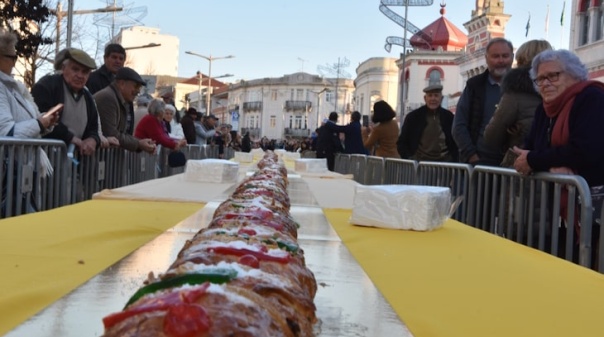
[543,80,604,146]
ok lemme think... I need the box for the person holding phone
[0,29,60,139]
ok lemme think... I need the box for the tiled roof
[410,6,468,51]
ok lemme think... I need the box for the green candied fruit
[124,268,238,308]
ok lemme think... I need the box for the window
[271,90,278,101]
[290,89,295,100]
[325,91,333,102]
[288,115,293,129]
[597,0,604,41]
[579,0,590,46]
[296,89,304,100]
[294,116,303,129]
[426,67,443,86]
[269,115,276,128]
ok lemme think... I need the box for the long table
[2,169,604,336]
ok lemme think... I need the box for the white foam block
[233,152,253,163]
[294,158,327,173]
[183,159,239,183]
[250,148,265,162]
[283,152,301,162]
[350,185,451,231]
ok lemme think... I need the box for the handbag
[167,151,186,168]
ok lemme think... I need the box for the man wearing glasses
[452,38,514,166]
[93,67,156,153]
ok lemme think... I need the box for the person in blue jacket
[324,111,368,155]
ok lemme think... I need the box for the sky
[82,0,571,82]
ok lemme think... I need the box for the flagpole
[545,3,550,40]
[560,1,566,48]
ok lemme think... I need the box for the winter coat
[484,67,542,167]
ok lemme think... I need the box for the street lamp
[193,72,233,112]
[185,51,234,115]
[124,43,161,50]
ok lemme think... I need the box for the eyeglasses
[2,54,18,62]
[533,71,563,86]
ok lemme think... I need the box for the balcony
[242,101,263,112]
[284,128,310,138]
[284,100,312,112]
[240,127,261,139]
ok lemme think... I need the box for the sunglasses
[3,54,18,62]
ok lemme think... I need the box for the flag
[525,13,531,37]
[560,1,566,26]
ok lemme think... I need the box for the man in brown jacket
[93,67,156,153]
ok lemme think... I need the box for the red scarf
[543,80,604,147]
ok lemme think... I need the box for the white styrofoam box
[233,151,253,163]
[294,158,327,173]
[350,185,451,231]
[183,159,239,183]
[250,148,265,161]
[283,152,301,162]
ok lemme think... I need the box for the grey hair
[530,49,588,82]
[147,98,166,117]
[164,104,176,113]
[486,37,513,54]
[0,30,17,56]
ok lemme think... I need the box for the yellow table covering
[324,209,604,337]
[0,200,203,336]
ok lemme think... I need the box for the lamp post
[185,51,234,115]
[50,1,122,53]
[311,88,328,128]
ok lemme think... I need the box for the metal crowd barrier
[417,161,472,223]
[4,140,602,273]
[466,166,594,269]
[383,158,417,184]
[334,153,351,174]
[365,156,385,185]
[349,154,367,184]
[0,137,69,218]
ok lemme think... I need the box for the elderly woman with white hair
[163,103,184,140]
[134,98,186,150]
[512,49,604,186]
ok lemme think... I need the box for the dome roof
[410,4,467,51]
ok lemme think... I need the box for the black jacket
[316,122,343,155]
[32,74,100,145]
[397,105,457,161]
[86,65,114,95]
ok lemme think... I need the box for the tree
[0,0,53,88]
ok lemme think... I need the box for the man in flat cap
[93,67,156,153]
[32,48,100,155]
[397,83,457,162]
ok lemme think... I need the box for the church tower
[458,0,511,83]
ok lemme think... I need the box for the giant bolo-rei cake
[101,151,317,337]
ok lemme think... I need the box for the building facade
[354,57,399,118]
[571,0,604,81]
[223,72,354,140]
[114,26,179,77]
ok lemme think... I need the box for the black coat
[316,122,342,156]
[397,105,458,161]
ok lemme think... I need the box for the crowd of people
[2,28,604,228]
